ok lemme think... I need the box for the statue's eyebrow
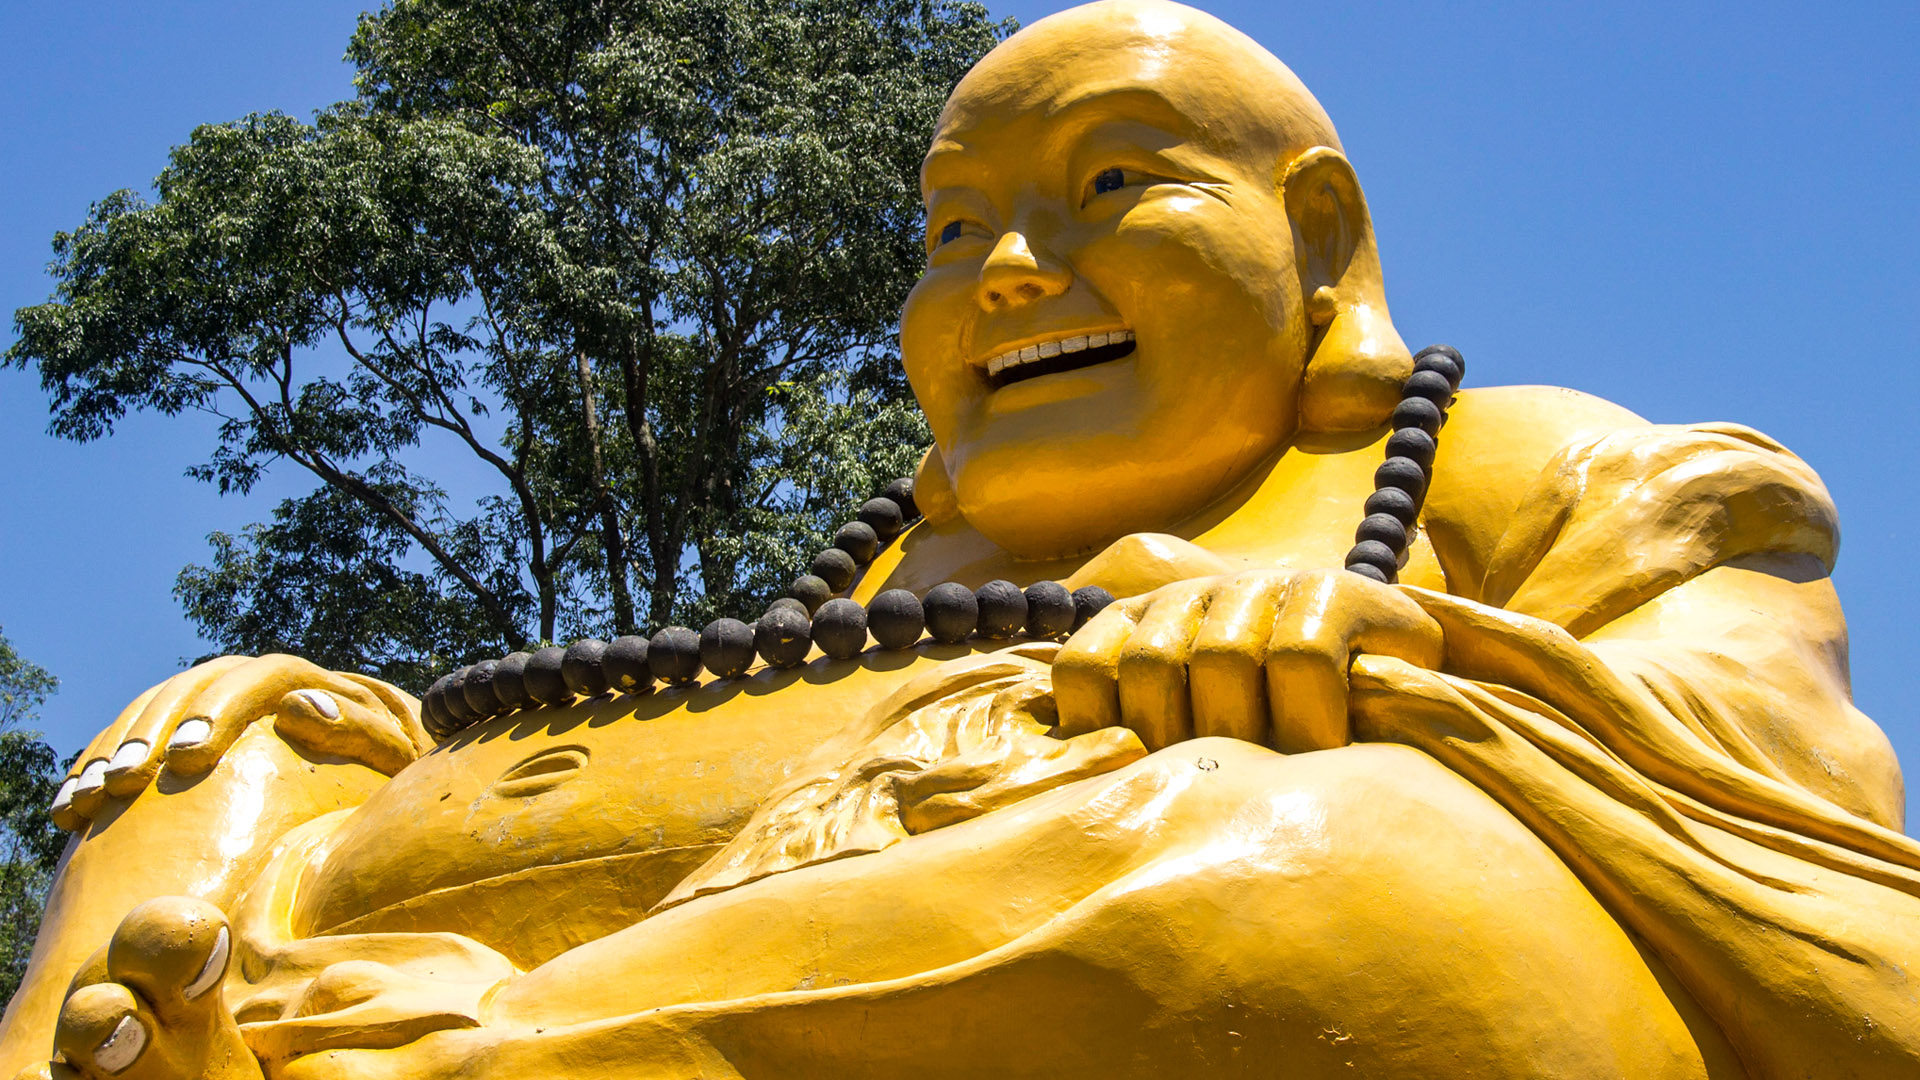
[921,87,1200,197]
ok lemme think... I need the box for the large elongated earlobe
[1282,147,1413,432]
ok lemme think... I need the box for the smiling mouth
[984,330,1136,388]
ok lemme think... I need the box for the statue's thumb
[273,688,418,777]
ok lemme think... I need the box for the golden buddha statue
[6,2,1917,1077]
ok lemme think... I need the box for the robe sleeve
[1354,422,1920,1077]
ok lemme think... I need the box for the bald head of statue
[902,0,1414,560]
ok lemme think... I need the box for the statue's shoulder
[1422,385,1648,588]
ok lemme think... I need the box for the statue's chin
[947,422,1288,564]
[952,466,1215,564]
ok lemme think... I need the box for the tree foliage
[0,630,64,1011]
[10,0,1008,688]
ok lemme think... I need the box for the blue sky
[2,1,1916,828]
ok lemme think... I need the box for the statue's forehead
[928,84,1205,167]
[924,16,1310,189]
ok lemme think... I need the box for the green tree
[10,0,1008,689]
[0,630,65,1011]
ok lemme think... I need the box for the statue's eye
[938,221,964,245]
[1092,168,1126,195]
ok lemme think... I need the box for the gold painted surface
[6,2,1917,1077]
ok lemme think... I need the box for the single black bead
[1375,456,1429,502]
[882,476,918,521]
[975,579,1028,640]
[562,639,610,697]
[1402,370,1454,409]
[868,588,926,650]
[1346,539,1400,576]
[811,598,869,660]
[700,618,757,679]
[755,606,813,668]
[1071,586,1118,630]
[523,646,570,705]
[1384,427,1437,470]
[858,497,906,540]
[493,652,534,711]
[833,521,879,565]
[1414,343,1464,377]
[1024,581,1076,638]
[461,659,501,718]
[811,547,857,593]
[789,575,832,615]
[1364,487,1420,528]
[1391,396,1443,437]
[602,635,653,694]
[423,673,458,737]
[1345,561,1393,584]
[1413,352,1463,388]
[441,666,480,724]
[648,627,703,686]
[1355,512,1409,551]
[765,596,809,619]
[923,581,979,644]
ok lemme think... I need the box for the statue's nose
[978,231,1072,312]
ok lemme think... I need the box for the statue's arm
[0,657,421,1077]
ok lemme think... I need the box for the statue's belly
[291,646,988,968]
[476,738,1742,1078]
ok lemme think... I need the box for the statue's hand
[1053,569,1442,753]
[52,656,427,832]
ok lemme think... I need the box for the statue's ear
[1281,147,1412,432]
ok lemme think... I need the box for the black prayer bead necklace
[421,345,1465,739]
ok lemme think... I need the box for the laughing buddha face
[902,0,1386,561]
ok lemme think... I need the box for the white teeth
[74,759,108,796]
[983,329,1133,380]
[51,778,76,814]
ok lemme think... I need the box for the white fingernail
[94,1014,147,1074]
[169,718,213,749]
[184,925,229,1001]
[298,689,340,720]
[73,759,108,796]
[108,740,150,773]
[51,778,76,813]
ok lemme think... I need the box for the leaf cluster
[10,0,1011,690]
[0,631,66,1010]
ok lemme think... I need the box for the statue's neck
[855,428,1390,601]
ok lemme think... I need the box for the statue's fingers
[1189,573,1290,744]
[1348,590,1445,673]
[1265,571,1356,754]
[160,655,344,777]
[273,688,417,775]
[54,982,153,1078]
[1117,581,1210,751]
[101,657,253,800]
[106,897,231,1024]
[335,672,430,756]
[57,684,163,828]
[1052,598,1145,737]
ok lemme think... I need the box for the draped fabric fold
[1357,421,1919,1076]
